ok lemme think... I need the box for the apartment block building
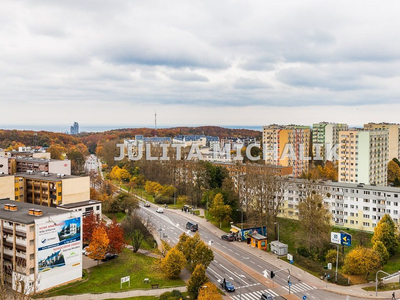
[263,125,311,177]
[278,179,400,232]
[364,122,400,160]
[0,156,71,176]
[15,172,90,206]
[312,122,348,161]
[338,130,388,186]
[0,199,82,293]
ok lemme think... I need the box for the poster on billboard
[35,213,82,291]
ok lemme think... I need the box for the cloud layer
[1,0,400,127]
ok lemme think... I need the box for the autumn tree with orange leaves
[198,282,222,300]
[83,212,100,244]
[106,218,125,254]
[87,226,109,265]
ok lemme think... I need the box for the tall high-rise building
[338,130,389,186]
[70,122,79,135]
[312,122,348,162]
[263,124,310,177]
[364,123,400,160]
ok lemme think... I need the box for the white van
[156,207,164,213]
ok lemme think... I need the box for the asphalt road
[139,205,369,300]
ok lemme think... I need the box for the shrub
[160,290,184,300]
[154,195,174,204]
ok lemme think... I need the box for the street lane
[142,205,369,300]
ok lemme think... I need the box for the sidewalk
[169,207,394,300]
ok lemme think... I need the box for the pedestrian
[392,292,396,300]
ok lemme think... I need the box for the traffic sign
[341,233,352,247]
[331,232,341,244]
[290,260,294,264]
[288,282,292,286]
[303,296,307,300]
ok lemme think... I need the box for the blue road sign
[303,296,307,300]
[327,274,330,279]
[341,233,352,247]
[288,282,292,286]
[290,260,294,264]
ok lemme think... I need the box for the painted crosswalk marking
[231,289,279,300]
[281,282,317,293]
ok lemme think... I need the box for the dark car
[220,280,235,292]
[221,234,234,241]
[102,253,118,261]
[260,292,274,300]
[186,222,198,232]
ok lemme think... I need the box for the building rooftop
[58,200,101,209]
[0,198,67,224]
[15,171,80,181]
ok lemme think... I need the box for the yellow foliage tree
[388,160,400,182]
[343,246,381,277]
[198,282,222,300]
[87,226,109,265]
[209,193,232,228]
[161,247,186,279]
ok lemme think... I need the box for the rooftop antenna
[155,110,157,137]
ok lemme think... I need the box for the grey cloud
[168,71,209,82]
[233,77,272,90]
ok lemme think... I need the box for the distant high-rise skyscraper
[70,122,79,135]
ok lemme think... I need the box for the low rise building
[57,200,102,218]
[0,199,82,294]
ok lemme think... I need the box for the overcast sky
[1,0,400,130]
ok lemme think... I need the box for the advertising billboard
[35,213,82,291]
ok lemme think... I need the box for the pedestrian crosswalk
[281,282,317,293]
[231,289,279,300]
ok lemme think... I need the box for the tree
[388,160,400,182]
[82,211,100,244]
[298,193,331,253]
[372,215,399,256]
[191,242,214,271]
[182,233,201,269]
[187,264,208,300]
[176,233,190,253]
[343,246,381,278]
[87,226,109,265]
[161,247,187,279]
[325,249,343,266]
[373,241,389,265]
[121,213,151,252]
[209,193,232,228]
[198,282,222,300]
[106,218,125,254]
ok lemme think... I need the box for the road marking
[218,263,249,285]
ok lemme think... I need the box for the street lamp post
[236,208,244,241]
[274,222,280,242]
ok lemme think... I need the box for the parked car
[261,292,274,300]
[186,221,198,232]
[102,253,118,261]
[220,280,235,292]
[156,207,164,213]
[144,202,150,207]
[221,234,234,241]
[82,246,89,256]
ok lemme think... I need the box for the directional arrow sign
[263,270,269,278]
[208,240,213,245]
[341,233,352,247]
[303,296,307,300]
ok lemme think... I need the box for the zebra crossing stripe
[231,289,279,300]
[281,282,317,293]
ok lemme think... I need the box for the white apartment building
[279,179,400,232]
[364,123,400,160]
[338,130,388,186]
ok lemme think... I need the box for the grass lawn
[364,282,400,292]
[133,188,155,202]
[104,212,127,222]
[205,215,231,233]
[38,249,185,298]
